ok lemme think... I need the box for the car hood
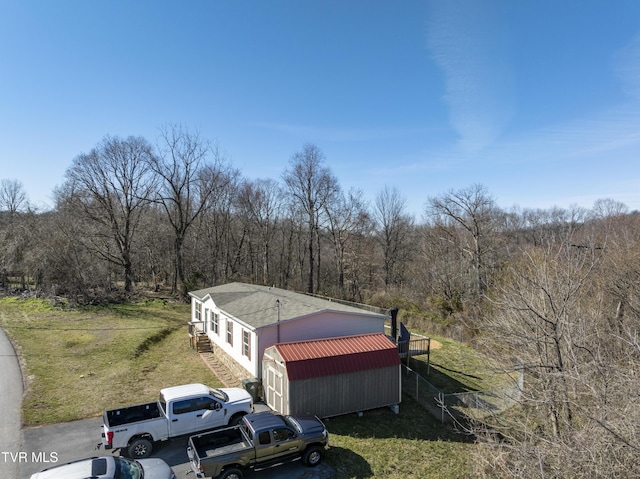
[137,458,175,479]
[220,387,252,404]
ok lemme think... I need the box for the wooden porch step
[195,334,212,353]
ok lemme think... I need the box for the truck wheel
[228,412,246,426]
[220,467,243,479]
[303,445,323,467]
[128,438,153,458]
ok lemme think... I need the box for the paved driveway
[20,417,336,479]
[0,328,23,479]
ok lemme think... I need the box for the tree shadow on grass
[404,356,482,394]
[323,395,473,444]
[325,446,372,479]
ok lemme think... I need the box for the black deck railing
[397,337,431,358]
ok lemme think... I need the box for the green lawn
[326,398,473,479]
[0,297,222,425]
[0,297,475,477]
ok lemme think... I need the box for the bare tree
[0,179,28,216]
[416,222,466,316]
[148,124,226,298]
[236,178,284,286]
[374,185,415,289]
[41,195,108,302]
[325,187,369,296]
[282,144,339,293]
[426,184,497,296]
[590,197,629,219]
[63,136,157,294]
[475,216,640,477]
[0,179,29,288]
[197,166,240,286]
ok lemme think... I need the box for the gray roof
[189,282,388,330]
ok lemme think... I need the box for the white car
[29,455,176,479]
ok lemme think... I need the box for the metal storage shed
[262,333,402,418]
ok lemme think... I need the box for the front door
[265,365,283,413]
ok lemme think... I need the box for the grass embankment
[0,297,479,477]
[415,334,513,393]
[0,298,221,425]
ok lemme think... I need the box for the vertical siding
[287,366,400,418]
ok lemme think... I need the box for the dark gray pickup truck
[186,411,329,479]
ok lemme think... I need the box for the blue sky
[2,1,640,217]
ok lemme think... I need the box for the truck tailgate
[187,427,253,477]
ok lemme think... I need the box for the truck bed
[190,427,250,460]
[105,402,162,427]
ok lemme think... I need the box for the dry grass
[0,298,221,426]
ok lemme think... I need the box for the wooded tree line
[2,127,640,475]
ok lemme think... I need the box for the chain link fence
[402,364,523,428]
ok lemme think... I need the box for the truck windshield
[114,457,143,479]
[283,416,302,433]
[210,388,229,402]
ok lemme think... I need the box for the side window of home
[258,431,271,445]
[226,320,233,346]
[211,312,219,335]
[172,399,192,415]
[272,428,295,442]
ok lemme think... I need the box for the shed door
[265,363,284,413]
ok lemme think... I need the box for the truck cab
[159,384,250,436]
[247,413,315,462]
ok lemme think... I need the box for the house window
[211,312,219,335]
[242,330,251,360]
[226,320,233,346]
[194,302,201,321]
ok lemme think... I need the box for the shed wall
[287,366,401,418]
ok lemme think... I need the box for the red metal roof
[274,333,401,380]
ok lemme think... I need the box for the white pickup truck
[101,383,253,458]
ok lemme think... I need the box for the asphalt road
[0,328,24,479]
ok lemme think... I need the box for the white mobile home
[188,282,389,382]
